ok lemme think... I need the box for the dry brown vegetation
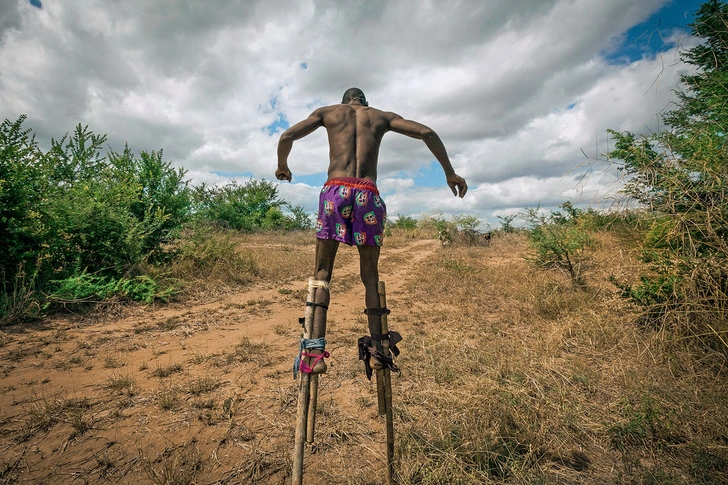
[1,228,726,484]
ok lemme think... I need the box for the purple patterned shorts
[315,177,387,247]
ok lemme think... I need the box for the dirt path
[0,238,441,484]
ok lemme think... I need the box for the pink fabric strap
[299,350,330,374]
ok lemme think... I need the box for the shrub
[191,178,306,231]
[390,214,418,230]
[1,117,190,319]
[497,214,518,233]
[47,272,176,304]
[606,1,728,348]
[0,116,47,295]
[524,203,594,287]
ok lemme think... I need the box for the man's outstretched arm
[389,115,468,197]
[276,111,324,182]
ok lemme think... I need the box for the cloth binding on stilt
[357,331,402,380]
[308,279,330,291]
[293,337,327,378]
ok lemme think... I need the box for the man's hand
[276,167,292,182]
[447,174,468,198]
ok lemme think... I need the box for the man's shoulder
[314,104,354,118]
[313,104,343,114]
[316,104,401,128]
[318,104,397,115]
[370,107,402,121]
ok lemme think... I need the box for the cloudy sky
[0,0,703,228]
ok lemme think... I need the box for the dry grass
[14,394,93,443]
[151,363,184,378]
[0,229,726,484]
[104,373,138,396]
[388,231,728,484]
[158,228,327,304]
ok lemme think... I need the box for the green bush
[0,116,47,295]
[109,147,191,262]
[524,203,594,287]
[1,117,190,322]
[390,214,418,229]
[285,204,312,230]
[607,1,728,347]
[39,125,191,281]
[191,178,307,231]
[0,116,319,322]
[453,214,481,232]
[497,214,518,233]
[419,213,456,235]
[48,272,175,304]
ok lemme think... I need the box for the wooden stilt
[377,281,396,485]
[376,370,386,415]
[292,373,310,485]
[292,278,320,484]
[306,374,319,443]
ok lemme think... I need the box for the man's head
[342,88,368,106]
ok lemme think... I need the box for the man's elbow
[421,128,439,142]
[278,131,293,144]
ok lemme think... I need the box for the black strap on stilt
[357,331,403,380]
[363,307,390,316]
[300,302,328,327]
[370,332,402,356]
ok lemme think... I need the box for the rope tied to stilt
[293,337,327,378]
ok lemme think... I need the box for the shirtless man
[276,88,467,374]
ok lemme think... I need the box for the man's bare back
[275,88,467,372]
[310,103,392,181]
[276,88,467,197]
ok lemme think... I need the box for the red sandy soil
[1,238,442,484]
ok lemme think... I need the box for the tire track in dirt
[128,237,439,347]
[187,237,441,480]
[164,238,441,389]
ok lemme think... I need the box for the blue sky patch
[266,113,289,135]
[604,0,703,63]
[292,172,327,186]
[262,94,289,135]
[390,161,445,188]
[416,161,448,187]
[29,0,42,8]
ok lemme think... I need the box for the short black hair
[342,88,367,105]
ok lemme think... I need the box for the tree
[497,214,517,233]
[390,214,418,230]
[607,0,728,345]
